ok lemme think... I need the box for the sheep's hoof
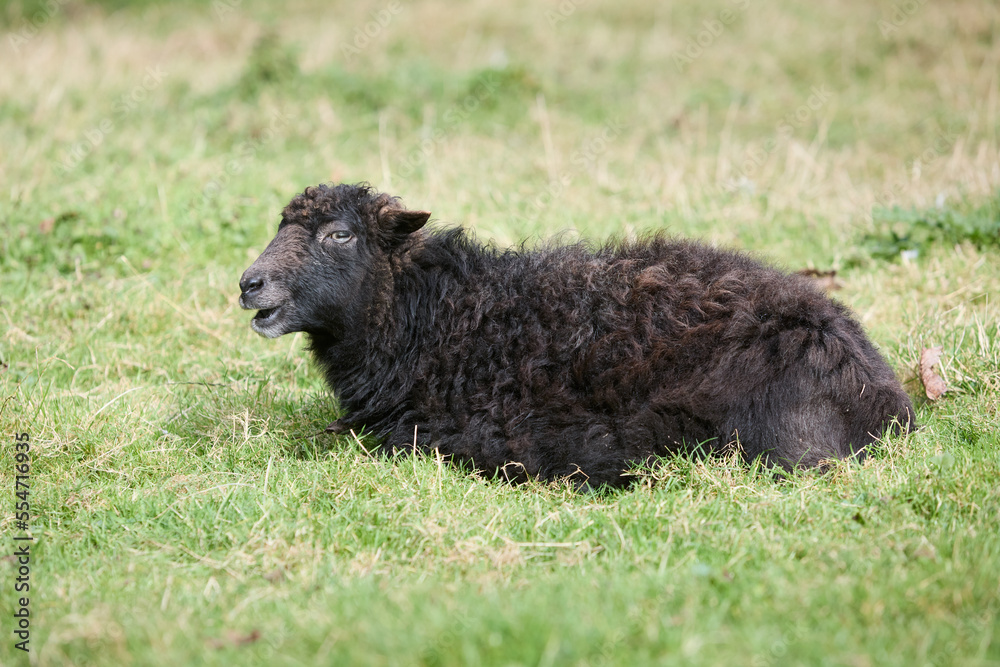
[325,420,349,434]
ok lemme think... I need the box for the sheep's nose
[240,274,264,296]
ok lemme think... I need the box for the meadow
[1,0,999,664]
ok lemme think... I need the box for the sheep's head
[238,183,430,339]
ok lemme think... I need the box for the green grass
[2,0,1000,664]
[854,194,1000,264]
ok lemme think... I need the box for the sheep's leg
[773,396,853,468]
[723,365,912,470]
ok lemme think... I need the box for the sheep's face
[239,184,429,339]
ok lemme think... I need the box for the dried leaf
[39,217,55,234]
[229,630,261,646]
[207,629,261,650]
[795,268,842,291]
[919,346,947,401]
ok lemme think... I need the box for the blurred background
[3,0,998,261]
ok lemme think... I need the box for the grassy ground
[2,0,999,664]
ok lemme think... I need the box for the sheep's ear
[379,208,431,235]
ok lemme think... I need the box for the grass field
[2,0,1000,664]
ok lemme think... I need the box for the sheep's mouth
[250,305,288,337]
[255,307,279,321]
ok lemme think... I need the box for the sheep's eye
[326,230,353,244]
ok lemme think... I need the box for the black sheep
[239,183,914,488]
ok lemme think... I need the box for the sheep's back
[408,233,832,426]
